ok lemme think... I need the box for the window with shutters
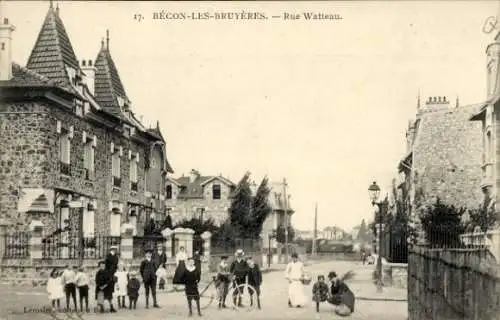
[59,132,71,175]
[83,140,95,180]
[110,213,121,237]
[83,206,95,238]
[212,184,221,199]
[166,185,172,199]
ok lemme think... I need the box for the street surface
[2,260,407,320]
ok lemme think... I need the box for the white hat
[235,249,244,256]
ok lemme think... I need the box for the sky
[1,1,497,232]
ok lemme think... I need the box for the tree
[419,198,466,248]
[249,176,273,236]
[173,217,218,235]
[357,219,369,242]
[228,171,253,237]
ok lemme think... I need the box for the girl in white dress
[114,263,129,308]
[284,253,307,308]
[47,268,64,311]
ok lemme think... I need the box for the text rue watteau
[282,12,342,20]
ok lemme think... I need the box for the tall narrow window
[166,185,172,199]
[112,146,121,187]
[130,152,138,191]
[59,132,71,175]
[110,213,121,237]
[212,184,221,199]
[83,137,95,180]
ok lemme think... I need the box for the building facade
[164,169,235,226]
[0,4,174,244]
[470,30,500,223]
[401,95,483,241]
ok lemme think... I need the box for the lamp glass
[368,181,381,203]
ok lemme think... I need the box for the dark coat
[127,277,141,299]
[312,282,329,302]
[180,267,200,298]
[95,269,114,300]
[247,264,262,287]
[230,259,248,280]
[154,252,167,269]
[105,253,119,275]
[328,280,355,312]
[140,259,157,284]
[194,253,202,275]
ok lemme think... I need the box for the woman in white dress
[114,262,128,308]
[284,253,307,307]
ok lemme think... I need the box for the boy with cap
[140,249,160,308]
[127,271,141,309]
[216,255,230,308]
[230,249,248,307]
[246,256,262,309]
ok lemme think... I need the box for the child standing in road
[156,263,167,291]
[114,263,128,308]
[47,268,64,311]
[127,271,141,309]
[312,275,329,313]
[247,257,263,309]
[75,266,90,312]
[180,257,202,317]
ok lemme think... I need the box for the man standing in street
[140,249,160,309]
[230,249,249,307]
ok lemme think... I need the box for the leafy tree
[212,220,238,247]
[228,171,253,237]
[467,192,497,233]
[419,198,466,248]
[173,217,218,235]
[249,176,273,236]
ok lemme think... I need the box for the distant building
[321,226,349,241]
[296,230,314,240]
[164,169,235,226]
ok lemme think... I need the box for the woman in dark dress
[179,257,202,317]
[172,246,188,285]
[327,271,355,316]
[95,261,117,313]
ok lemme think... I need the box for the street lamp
[368,181,384,293]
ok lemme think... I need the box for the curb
[356,296,407,302]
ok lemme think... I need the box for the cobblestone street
[4,261,407,320]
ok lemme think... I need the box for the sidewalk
[348,265,407,302]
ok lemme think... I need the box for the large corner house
[0,4,174,258]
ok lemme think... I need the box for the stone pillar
[59,200,70,259]
[161,228,173,259]
[201,231,211,261]
[120,223,134,260]
[29,221,44,260]
[173,228,195,257]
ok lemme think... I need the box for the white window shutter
[119,146,123,157]
[128,150,132,160]
[110,142,114,153]
[82,131,87,143]
[92,136,97,147]
[69,126,74,139]
[136,152,140,162]
[108,201,113,212]
[56,121,62,134]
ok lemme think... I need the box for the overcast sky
[2,1,496,232]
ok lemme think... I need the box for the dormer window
[166,185,173,199]
[212,184,221,199]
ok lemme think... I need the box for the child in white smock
[47,268,64,311]
[114,263,129,308]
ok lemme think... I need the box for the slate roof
[25,5,80,89]
[94,36,130,114]
[0,62,57,88]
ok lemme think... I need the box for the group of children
[312,271,355,316]
[46,259,170,313]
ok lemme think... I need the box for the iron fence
[132,235,165,259]
[42,233,121,260]
[380,227,409,263]
[3,232,30,258]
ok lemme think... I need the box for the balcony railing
[113,176,121,187]
[131,181,138,191]
[60,161,71,176]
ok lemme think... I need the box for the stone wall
[413,105,483,210]
[382,263,407,289]
[408,246,500,320]
[0,100,168,236]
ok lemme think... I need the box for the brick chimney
[418,96,451,115]
[81,59,96,95]
[189,169,200,183]
[0,17,15,81]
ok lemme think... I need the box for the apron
[288,280,307,307]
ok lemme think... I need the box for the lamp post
[368,181,385,293]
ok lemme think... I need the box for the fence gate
[193,234,204,255]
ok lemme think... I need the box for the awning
[17,188,54,214]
